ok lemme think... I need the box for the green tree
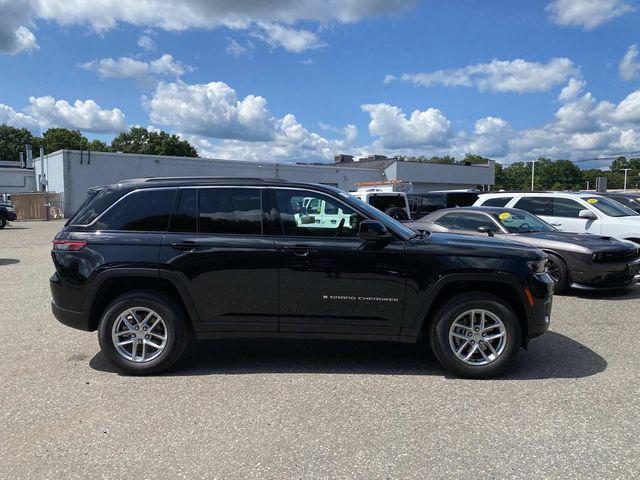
[0,124,42,162]
[42,128,91,153]
[110,127,198,157]
[88,139,110,152]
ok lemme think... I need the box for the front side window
[552,198,583,218]
[94,189,175,231]
[514,197,552,216]
[275,189,362,237]
[198,188,262,235]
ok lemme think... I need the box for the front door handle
[170,241,199,251]
[281,245,316,257]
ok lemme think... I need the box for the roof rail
[139,176,286,183]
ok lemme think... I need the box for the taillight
[52,240,87,251]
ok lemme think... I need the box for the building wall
[35,151,386,215]
[33,150,496,216]
[0,167,37,195]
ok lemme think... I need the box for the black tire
[429,292,522,379]
[546,253,568,293]
[98,290,189,375]
[384,207,409,221]
[0,218,6,229]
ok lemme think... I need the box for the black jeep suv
[50,177,553,378]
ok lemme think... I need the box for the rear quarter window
[93,189,176,232]
[481,196,513,207]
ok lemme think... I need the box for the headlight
[527,259,548,274]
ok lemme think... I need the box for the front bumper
[525,273,553,340]
[570,258,640,290]
[3,211,17,221]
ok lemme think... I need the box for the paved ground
[1,221,639,479]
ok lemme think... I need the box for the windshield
[492,210,556,233]
[582,196,638,217]
[327,188,415,238]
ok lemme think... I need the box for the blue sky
[1,0,640,165]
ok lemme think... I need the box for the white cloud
[465,117,512,157]
[148,81,277,141]
[26,96,126,133]
[397,58,578,93]
[619,44,640,81]
[0,0,38,54]
[546,0,634,30]
[226,38,248,57]
[253,22,326,53]
[79,54,192,80]
[137,34,156,51]
[361,103,452,149]
[2,0,415,54]
[613,90,640,123]
[0,95,126,133]
[558,77,586,102]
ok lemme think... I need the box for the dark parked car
[408,207,640,293]
[0,201,17,229]
[407,191,479,219]
[51,178,553,378]
[598,192,640,214]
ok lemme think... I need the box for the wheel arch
[414,273,529,346]
[85,269,200,331]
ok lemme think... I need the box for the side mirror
[477,226,494,237]
[359,220,392,243]
[579,209,597,220]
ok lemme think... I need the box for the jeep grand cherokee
[50,177,553,378]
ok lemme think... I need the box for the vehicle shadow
[90,331,606,380]
[0,258,20,266]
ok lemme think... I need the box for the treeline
[0,125,198,161]
[401,154,640,191]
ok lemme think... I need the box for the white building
[0,161,37,196]
[34,150,495,216]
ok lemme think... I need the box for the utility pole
[530,160,537,191]
[586,180,590,191]
[622,168,631,191]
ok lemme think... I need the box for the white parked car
[474,192,640,244]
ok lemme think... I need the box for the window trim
[79,186,177,231]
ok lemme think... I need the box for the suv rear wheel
[429,292,521,378]
[98,290,189,375]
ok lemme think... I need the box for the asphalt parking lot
[1,221,639,479]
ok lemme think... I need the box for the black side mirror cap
[359,220,393,243]
[477,226,494,237]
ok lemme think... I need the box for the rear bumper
[51,301,93,331]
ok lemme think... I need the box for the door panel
[158,187,278,332]
[272,188,406,335]
[159,234,278,330]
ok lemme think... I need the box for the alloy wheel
[111,307,168,362]
[448,309,507,366]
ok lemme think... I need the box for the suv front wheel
[429,292,521,378]
[98,291,189,375]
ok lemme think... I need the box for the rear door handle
[170,241,199,251]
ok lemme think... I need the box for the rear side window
[171,189,197,232]
[94,189,175,231]
[198,188,262,235]
[482,196,513,207]
[514,197,552,216]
